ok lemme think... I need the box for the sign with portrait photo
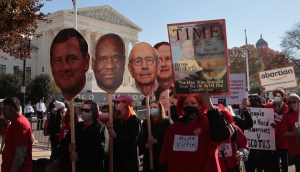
[168,19,230,95]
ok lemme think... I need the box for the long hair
[176,94,207,118]
[150,100,166,120]
[287,93,300,112]
[114,102,136,119]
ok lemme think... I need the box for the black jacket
[57,121,107,172]
[113,115,141,172]
[234,109,253,131]
[140,117,172,172]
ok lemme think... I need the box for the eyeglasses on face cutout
[129,56,156,66]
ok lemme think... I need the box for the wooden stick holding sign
[146,95,154,169]
[92,33,127,172]
[50,28,92,172]
[128,42,162,170]
[108,94,114,172]
[67,100,76,172]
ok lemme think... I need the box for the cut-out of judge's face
[93,34,125,94]
[50,28,90,101]
[128,42,161,96]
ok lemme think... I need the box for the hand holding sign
[50,28,90,172]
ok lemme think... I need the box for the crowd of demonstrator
[0,87,300,172]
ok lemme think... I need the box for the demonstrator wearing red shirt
[1,97,32,172]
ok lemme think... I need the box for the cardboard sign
[259,66,298,91]
[173,135,198,152]
[244,107,276,150]
[211,73,246,105]
[168,19,230,95]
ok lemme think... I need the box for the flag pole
[73,0,77,30]
[244,29,250,92]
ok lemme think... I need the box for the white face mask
[81,111,92,121]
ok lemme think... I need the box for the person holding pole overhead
[140,100,172,172]
[159,88,230,172]
[107,95,141,172]
[128,42,161,170]
[93,33,126,172]
[50,28,90,172]
[54,100,107,172]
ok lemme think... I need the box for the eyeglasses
[96,56,121,64]
[288,101,298,105]
[129,56,157,66]
[80,108,91,113]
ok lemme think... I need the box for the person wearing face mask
[263,89,288,172]
[246,94,279,172]
[282,93,300,172]
[53,100,108,172]
[107,94,142,172]
[159,89,230,172]
[140,100,172,172]
[98,105,109,125]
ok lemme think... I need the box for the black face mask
[184,106,199,121]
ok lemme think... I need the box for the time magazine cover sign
[259,66,298,91]
[168,19,230,95]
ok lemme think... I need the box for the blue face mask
[150,108,159,117]
[274,97,282,103]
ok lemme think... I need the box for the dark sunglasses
[80,108,91,113]
[288,101,298,105]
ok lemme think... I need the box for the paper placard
[244,107,276,150]
[173,135,198,152]
[259,66,298,91]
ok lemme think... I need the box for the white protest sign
[212,73,246,105]
[244,107,275,150]
[259,66,298,91]
[173,135,198,152]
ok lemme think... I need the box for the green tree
[229,44,291,93]
[27,74,54,104]
[228,44,264,90]
[0,72,22,99]
[0,0,45,59]
[280,21,300,77]
[0,70,33,102]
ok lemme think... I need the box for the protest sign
[259,66,298,91]
[244,107,275,150]
[168,19,230,95]
[211,73,246,105]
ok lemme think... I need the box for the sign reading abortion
[244,107,275,150]
[259,66,298,91]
